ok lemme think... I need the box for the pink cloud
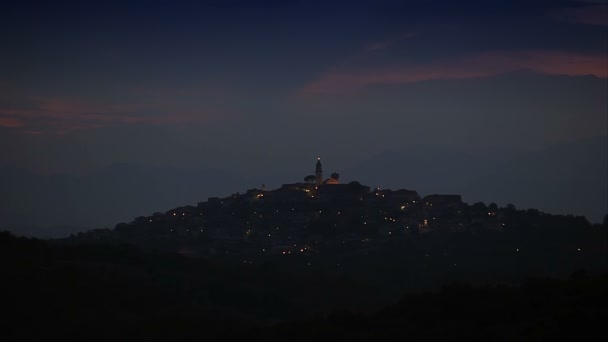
[299,50,608,96]
[0,117,23,128]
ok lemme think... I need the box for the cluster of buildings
[80,158,507,262]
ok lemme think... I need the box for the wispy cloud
[365,32,417,52]
[299,50,608,96]
[0,95,230,134]
[550,3,608,26]
[0,117,23,128]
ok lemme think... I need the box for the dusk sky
[1,0,607,236]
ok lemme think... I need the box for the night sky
[1,0,606,237]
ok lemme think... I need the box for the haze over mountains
[2,135,605,238]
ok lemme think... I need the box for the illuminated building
[315,157,323,186]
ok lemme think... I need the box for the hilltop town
[66,158,603,276]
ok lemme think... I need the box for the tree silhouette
[304,175,316,184]
[331,172,340,180]
[471,202,487,214]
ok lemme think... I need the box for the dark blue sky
[1,0,606,236]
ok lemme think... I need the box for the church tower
[315,157,323,186]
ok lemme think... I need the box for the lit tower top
[315,157,323,186]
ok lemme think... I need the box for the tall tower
[315,157,323,186]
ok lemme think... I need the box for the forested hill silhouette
[0,231,375,340]
[3,232,607,340]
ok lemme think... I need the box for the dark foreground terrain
[2,231,607,341]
